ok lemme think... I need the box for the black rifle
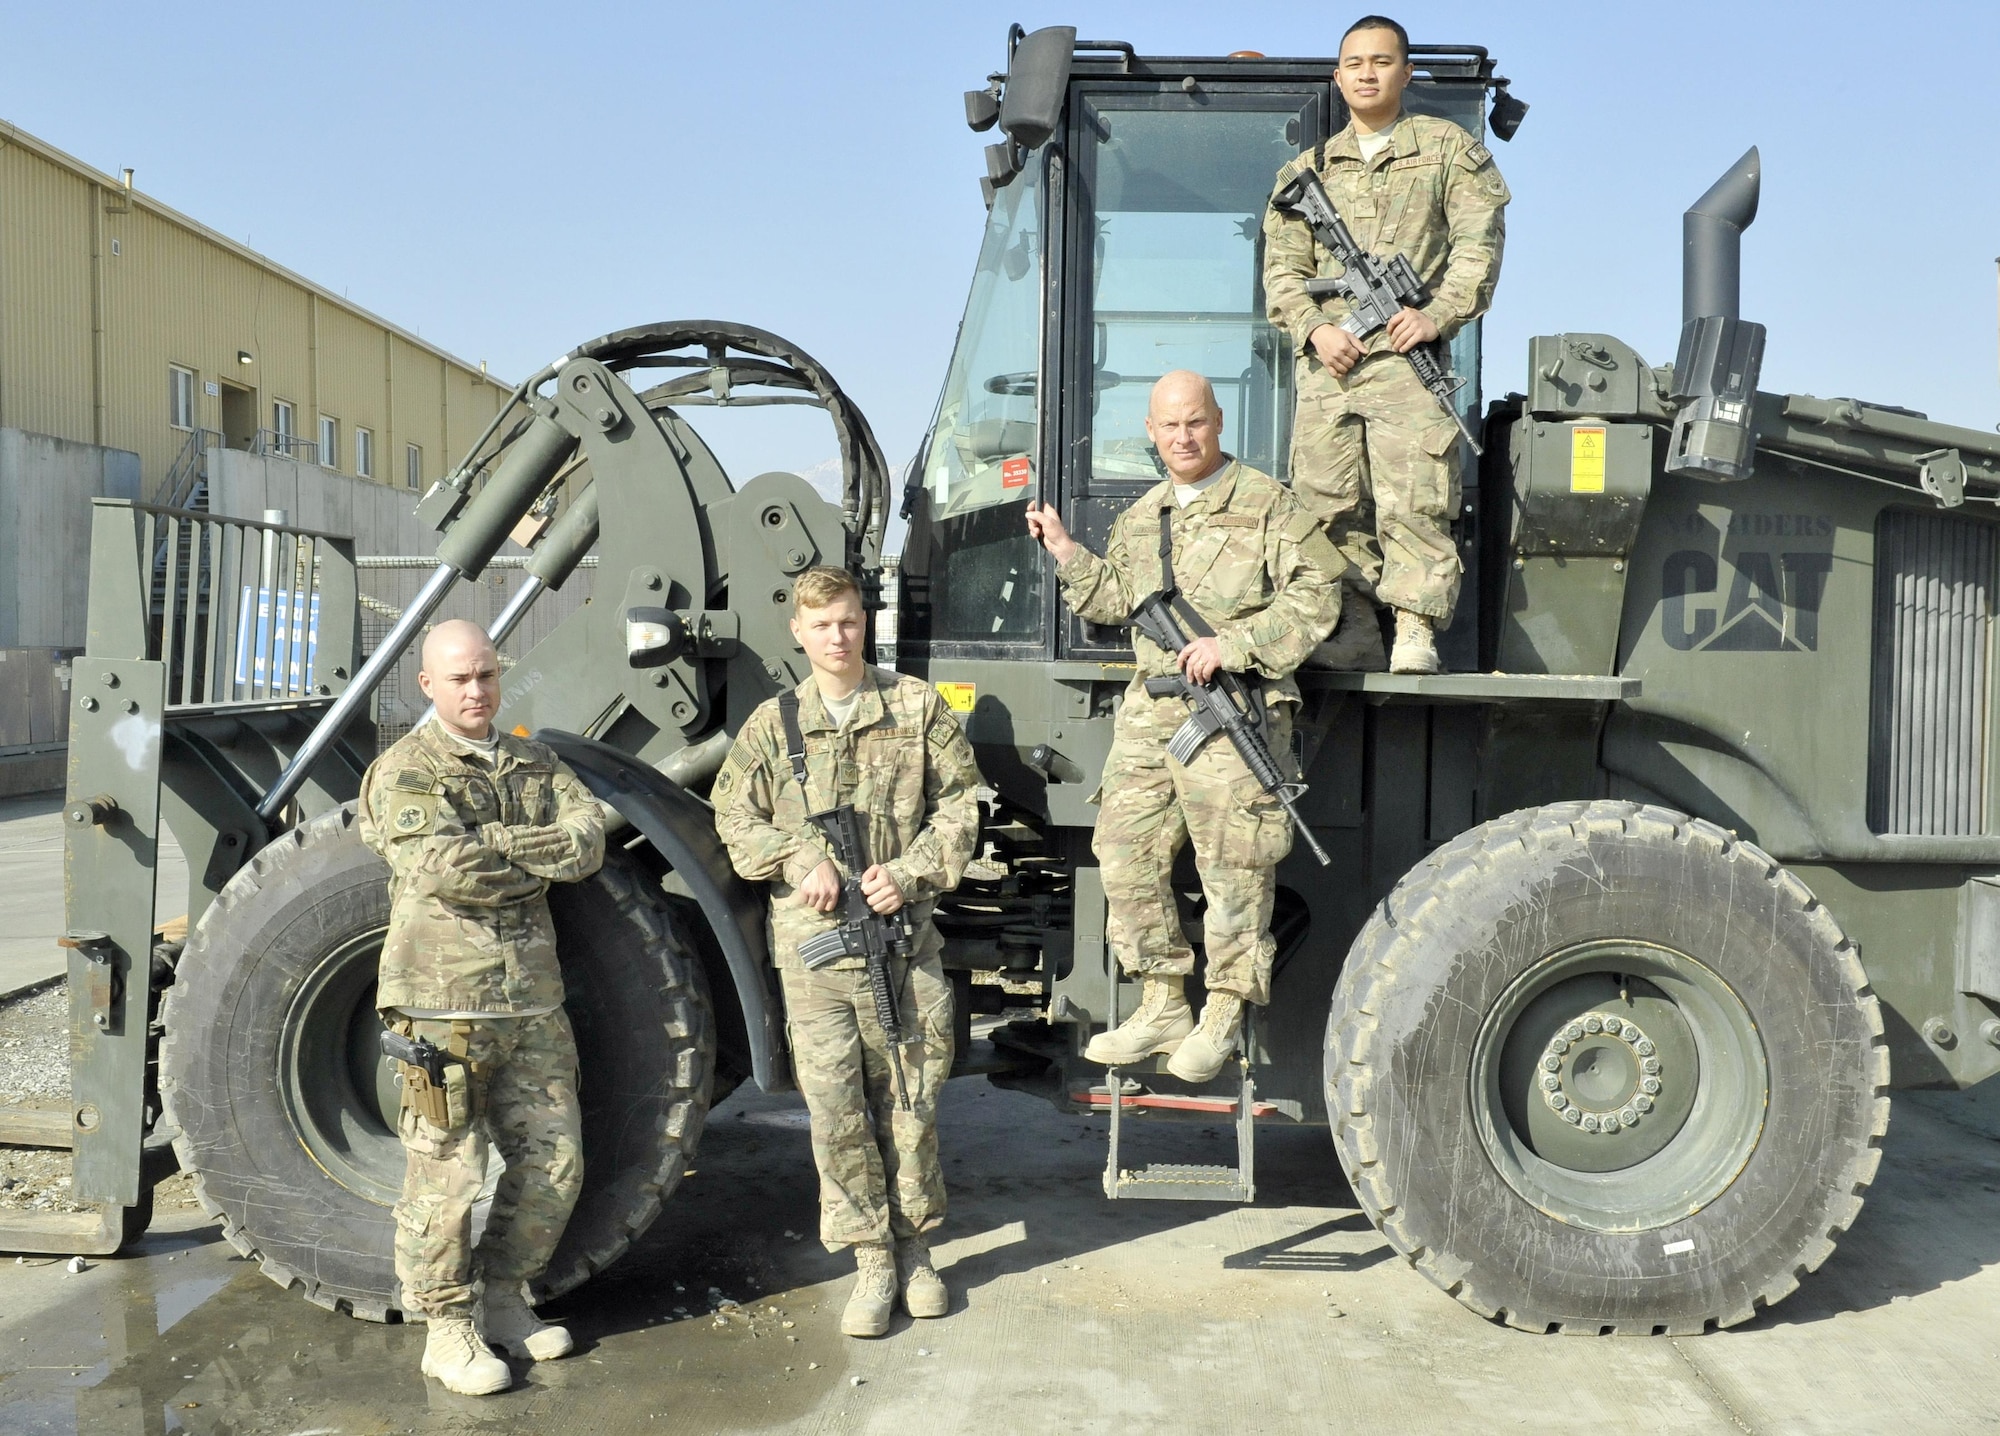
[1271,170,1483,455]
[1128,590,1332,867]
[798,803,916,1110]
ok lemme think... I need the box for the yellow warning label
[936,682,977,713]
[1570,427,1607,493]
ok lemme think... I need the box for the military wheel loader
[8,27,2000,1338]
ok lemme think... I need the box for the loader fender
[535,729,793,1093]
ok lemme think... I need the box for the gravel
[1,979,200,1215]
[0,983,68,1102]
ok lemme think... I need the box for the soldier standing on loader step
[357,618,606,1397]
[1265,13,1508,674]
[1025,372,1341,1079]
[713,567,981,1339]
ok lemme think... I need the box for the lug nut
[1641,1056,1661,1075]
[1540,1074,1560,1091]
[1541,1054,1560,1072]
[1603,1017,1623,1035]
[1640,1077,1661,1095]
[1563,1107,1582,1124]
[1584,1016,1604,1034]
[1634,1039,1656,1057]
[1633,1094,1654,1112]
[1619,1107,1640,1127]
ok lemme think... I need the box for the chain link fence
[357,561,595,756]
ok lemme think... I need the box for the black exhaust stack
[1668,146,1765,481]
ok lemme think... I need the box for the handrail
[249,428,320,465]
[154,427,222,509]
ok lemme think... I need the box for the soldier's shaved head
[421,618,497,674]
[1146,371,1227,484]
[419,620,502,739]
[1150,370,1221,421]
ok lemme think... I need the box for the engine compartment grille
[1868,507,1996,835]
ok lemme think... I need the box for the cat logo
[1661,548,1834,652]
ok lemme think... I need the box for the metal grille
[1868,507,1996,834]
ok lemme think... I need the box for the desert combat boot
[1083,974,1194,1065]
[479,1282,574,1361]
[1166,992,1245,1082]
[842,1241,899,1338]
[897,1236,949,1318]
[420,1313,512,1396]
[1389,609,1441,675]
[1306,587,1388,672]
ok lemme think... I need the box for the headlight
[625,607,688,667]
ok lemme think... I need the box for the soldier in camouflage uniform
[713,567,981,1339]
[1026,371,1342,1080]
[357,619,606,1396]
[1264,13,1508,673]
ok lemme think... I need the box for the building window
[273,400,295,447]
[319,416,338,470]
[405,443,423,490]
[169,365,195,430]
[355,427,374,479]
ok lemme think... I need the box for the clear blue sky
[5,2,1998,489]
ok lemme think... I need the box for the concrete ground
[2,793,1999,1434]
[0,792,188,1001]
[0,1072,1997,1435]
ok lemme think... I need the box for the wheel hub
[1469,939,1768,1232]
[1540,1012,1663,1134]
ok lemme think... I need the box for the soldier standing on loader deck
[713,567,981,1339]
[357,619,606,1397]
[1265,13,1508,674]
[1024,372,1341,1079]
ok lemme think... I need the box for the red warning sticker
[1001,456,1032,489]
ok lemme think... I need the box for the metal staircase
[1088,965,1263,1202]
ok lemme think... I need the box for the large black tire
[1326,801,1890,1334]
[160,806,713,1320]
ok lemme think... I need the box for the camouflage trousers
[1292,352,1466,622]
[1093,687,1295,1005]
[391,1008,584,1318]
[776,944,954,1251]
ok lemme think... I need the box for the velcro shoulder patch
[928,708,964,747]
[390,795,436,836]
[391,769,440,794]
[1457,141,1494,171]
[1280,510,1324,545]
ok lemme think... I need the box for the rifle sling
[1155,506,1269,741]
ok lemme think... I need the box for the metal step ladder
[1095,962,1258,1201]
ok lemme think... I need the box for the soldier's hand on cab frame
[1309,323,1365,376]
[860,865,905,915]
[1178,636,1224,684]
[1384,306,1440,353]
[1025,500,1078,564]
[801,859,842,913]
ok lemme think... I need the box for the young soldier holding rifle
[713,567,981,1338]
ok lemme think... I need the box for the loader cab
[898,35,1502,667]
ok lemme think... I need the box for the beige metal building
[0,119,576,793]
[0,118,512,503]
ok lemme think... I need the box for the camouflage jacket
[358,721,606,1013]
[1056,459,1344,702]
[713,666,981,969]
[1263,111,1509,361]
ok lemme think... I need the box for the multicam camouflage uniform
[357,720,606,1318]
[713,666,980,1250]
[1056,459,1342,1004]
[1263,112,1509,622]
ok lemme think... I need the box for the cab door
[1058,82,1327,657]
